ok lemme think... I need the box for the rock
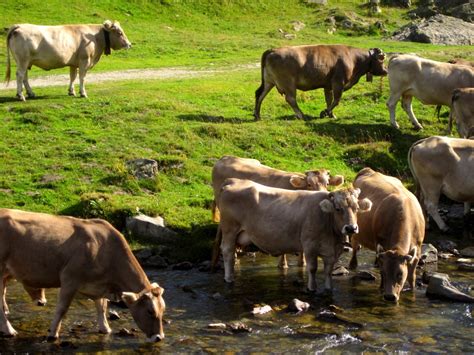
[198,260,212,272]
[126,214,177,242]
[458,263,474,271]
[207,323,226,329]
[317,309,363,328]
[354,270,377,281]
[172,262,193,271]
[307,0,327,4]
[291,21,305,32]
[211,292,222,300]
[456,258,474,264]
[435,240,458,253]
[126,158,158,179]
[228,322,252,333]
[134,248,153,261]
[460,247,474,258]
[369,0,382,14]
[108,310,120,320]
[287,298,310,313]
[144,255,168,268]
[181,285,196,294]
[116,328,136,337]
[39,174,63,185]
[438,252,455,259]
[392,14,474,45]
[251,305,273,315]
[420,243,438,264]
[332,265,350,276]
[449,3,474,23]
[426,273,474,302]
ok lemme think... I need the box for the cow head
[368,48,387,77]
[376,244,417,303]
[103,20,132,50]
[121,282,166,342]
[319,187,372,243]
[289,169,344,191]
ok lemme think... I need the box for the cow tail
[210,224,222,272]
[255,49,272,100]
[5,27,13,84]
[211,199,220,223]
[407,138,425,201]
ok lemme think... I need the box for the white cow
[5,21,131,100]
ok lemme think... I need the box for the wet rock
[126,158,158,179]
[108,310,120,320]
[207,323,226,329]
[144,255,168,268]
[211,292,222,300]
[435,240,459,254]
[172,262,193,271]
[354,270,377,281]
[126,214,178,243]
[332,265,350,276]
[228,321,252,333]
[116,328,137,337]
[420,243,438,264]
[198,260,211,272]
[460,247,474,258]
[458,263,474,271]
[426,273,474,302]
[287,298,310,313]
[456,258,474,264]
[317,309,363,328]
[438,252,455,259]
[134,248,153,261]
[328,304,344,313]
[251,305,273,315]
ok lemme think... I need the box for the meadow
[0,0,472,261]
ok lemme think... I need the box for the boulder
[460,247,474,258]
[392,14,474,45]
[332,265,350,276]
[126,158,158,179]
[420,243,438,264]
[143,255,168,268]
[435,239,459,254]
[172,261,194,271]
[126,214,177,242]
[251,305,273,315]
[426,272,474,302]
[287,298,310,313]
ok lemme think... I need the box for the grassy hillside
[0,0,472,261]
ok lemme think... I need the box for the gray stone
[458,263,474,271]
[126,158,158,179]
[332,265,350,276]
[134,248,153,261]
[287,298,310,313]
[144,255,168,268]
[392,14,474,45]
[420,243,438,264]
[172,261,193,271]
[291,21,306,32]
[307,0,328,4]
[126,214,177,242]
[369,0,382,14]
[460,246,474,258]
[435,239,458,253]
[426,273,474,302]
[355,270,377,281]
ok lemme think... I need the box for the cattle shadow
[0,94,68,103]
[177,114,249,124]
[0,96,22,104]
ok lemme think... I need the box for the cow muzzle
[342,224,359,235]
[147,334,164,342]
[383,293,398,303]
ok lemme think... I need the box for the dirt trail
[0,63,259,91]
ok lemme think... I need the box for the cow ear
[329,174,344,187]
[121,291,139,305]
[151,286,164,297]
[103,20,113,31]
[290,175,307,188]
[376,244,385,256]
[320,199,334,213]
[352,188,361,198]
[358,198,372,212]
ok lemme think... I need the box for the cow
[408,136,474,232]
[447,88,474,138]
[386,54,474,130]
[349,168,425,302]
[211,155,344,269]
[5,20,131,101]
[254,45,387,120]
[212,179,372,292]
[0,209,165,342]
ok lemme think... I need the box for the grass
[0,0,472,261]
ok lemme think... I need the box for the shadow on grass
[177,114,250,124]
[0,94,67,103]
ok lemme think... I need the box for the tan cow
[0,209,165,342]
[408,136,474,232]
[447,88,474,138]
[5,21,131,101]
[211,155,344,268]
[386,54,474,130]
[350,168,425,302]
[213,179,372,292]
[254,45,387,120]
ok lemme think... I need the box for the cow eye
[335,207,342,212]
[148,309,155,316]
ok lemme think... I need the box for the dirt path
[0,63,259,91]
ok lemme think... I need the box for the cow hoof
[253,112,261,121]
[328,112,336,119]
[37,300,47,306]
[0,331,17,338]
[68,91,76,97]
[319,110,328,118]
[16,94,26,102]
[47,335,58,342]
[414,125,423,131]
[80,93,88,98]
[391,122,400,130]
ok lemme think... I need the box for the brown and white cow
[5,21,131,101]
[408,136,474,232]
[211,155,344,268]
[0,209,165,342]
[386,54,474,130]
[213,179,372,292]
[447,88,474,138]
[254,45,387,120]
[350,168,425,302]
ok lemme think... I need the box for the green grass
[0,0,472,261]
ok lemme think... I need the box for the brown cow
[447,88,474,138]
[408,136,474,232]
[387,54,474,130]
[213,179,372,291]
[254,45,387,120]
[5,21,131,101]
[0,209,165,342]
[350,168,425,302]
[211,155,344,268]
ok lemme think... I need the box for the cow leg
[401,95,423,130]
[324,82,343,119]
[306,256,318,292]
[386,92,401,129]
[221,228,239,283]
[464,202,471,216]
[278,254,289,269]
[78,62,89,98]
[0,270,17,337]
[23,70,35,98]
[348,242,359,270]
[24,285,47,306]
[95,298,112,334]
[48,283,78,340]
[320,88,334,118]
[15,65,28,101]
[254,82,274,120]
[423,191,449,232]
[68,67,78,96]
[282,86,304,119]
[322,258,335,291]
[406,258,419,291]
[298,253,306,267]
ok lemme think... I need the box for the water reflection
[0,248,472,352]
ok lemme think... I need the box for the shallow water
[0,248,473,353]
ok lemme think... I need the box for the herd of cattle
[1,21,473,342]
